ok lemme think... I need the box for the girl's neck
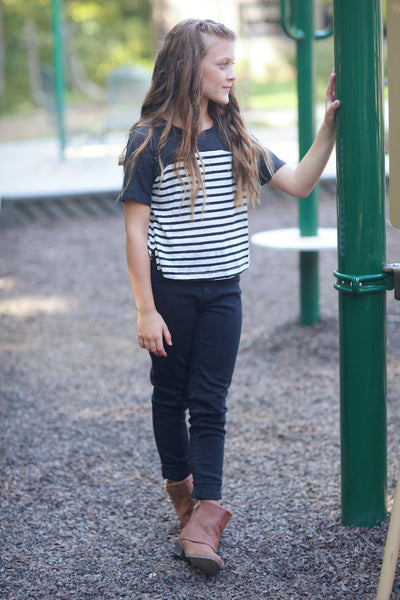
[172,105,213,132]
[199,100,213,131]
[200,114,214,131]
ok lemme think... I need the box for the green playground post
[51,0,66,159]
[333,0,387,526]
[295,0,318,327]
[280,0,333,325]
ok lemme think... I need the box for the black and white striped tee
[119,122,285,280]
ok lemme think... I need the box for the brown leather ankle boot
[165,475,196,528]
[173,500,232,575]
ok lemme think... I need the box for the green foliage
[2,0,153,113]
[2,1,52,109]
[66,0,153,82]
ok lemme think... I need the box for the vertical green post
[281,0,324,325]
[333,0,387,526]
[51,0,66,159]
[296,0,319,325]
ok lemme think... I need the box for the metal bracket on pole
[334,270,394,296]
[334,265,400,299]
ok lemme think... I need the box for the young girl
[119,18,339,576]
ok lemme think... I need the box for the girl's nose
[228,66,237,81]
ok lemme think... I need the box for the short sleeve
[257,147,286,186]
[118,127,158,205]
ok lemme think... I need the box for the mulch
[1,184,400,599]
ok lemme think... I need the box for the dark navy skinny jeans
[149,261,242,500]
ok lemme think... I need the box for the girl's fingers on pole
[325,73,340,125]
[326,72,336,101]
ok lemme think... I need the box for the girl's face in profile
[200,35,237,107]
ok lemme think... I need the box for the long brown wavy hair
[124,19,273,213]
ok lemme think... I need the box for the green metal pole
[280,1,333,325]
[333,0,387,526]
[288,0,320,325]
[297,0,319,325]
[296,0,318,237]
[51,0,66,159]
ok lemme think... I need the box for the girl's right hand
[324,72,341,129]
[137,309,172,357]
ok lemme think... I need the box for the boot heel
[173,539,185,558]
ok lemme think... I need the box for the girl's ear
[177,59,183,71]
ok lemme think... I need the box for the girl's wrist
[321,118,336,136]
[137,304,158,316]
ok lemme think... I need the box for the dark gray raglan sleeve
[257,147,286,186]
[118,127,157,205]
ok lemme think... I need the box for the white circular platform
[251,227,337,251]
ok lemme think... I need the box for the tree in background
[0,0,153,113]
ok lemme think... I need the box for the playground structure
[253,0,399,531]
[271,1,400,596]
[253,0,399,535]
